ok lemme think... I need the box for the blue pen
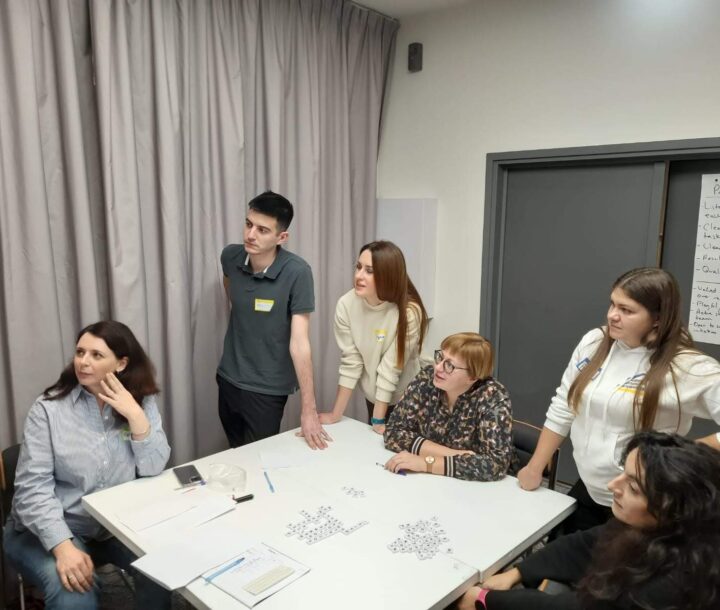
[264,470,276,493]
[204,556,245,584]
[376,462,407,476]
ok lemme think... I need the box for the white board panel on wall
[376,198,437,318]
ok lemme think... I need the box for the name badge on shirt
[375,329,387,342]
[576,357,603,380]
[255,298,274,312]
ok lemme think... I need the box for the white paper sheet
[203,545,309,607]
[119,490,235,533]
[131,520,256,590]
[119,495,196,531]
[689,174,720,344]
[259,449,317,469]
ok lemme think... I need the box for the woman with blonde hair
[518,267,720,535]
[383,332,513,481]
[320,240,429,434]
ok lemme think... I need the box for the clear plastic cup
[206,463,246,495]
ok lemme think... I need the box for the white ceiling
[357,0,471,19]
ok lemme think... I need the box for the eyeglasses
[433,350,469,375]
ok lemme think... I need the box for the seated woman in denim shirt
[4,320,172,610]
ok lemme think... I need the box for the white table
[83,418,575,609]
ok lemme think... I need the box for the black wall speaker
[408,42,423,73]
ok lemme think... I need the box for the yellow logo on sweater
[375,329,386,342]
[616,373,645,395]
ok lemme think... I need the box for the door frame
[481,137,720,356]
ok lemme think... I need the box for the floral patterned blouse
[384,365,513,481]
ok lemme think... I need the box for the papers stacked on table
[131,519,251,589]
[202,545,309,607]
[131,519,309,607]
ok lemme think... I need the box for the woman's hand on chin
[98,372,142,419]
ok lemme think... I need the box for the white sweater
[334,290,422,405]
[545,327,720,506]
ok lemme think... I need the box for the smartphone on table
[173,464,204,487]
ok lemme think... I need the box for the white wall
[377,0,720,351]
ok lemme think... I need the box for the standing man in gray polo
[217,191,331,450]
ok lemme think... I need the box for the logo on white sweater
[576,357,603,380]
[617,373,645,395]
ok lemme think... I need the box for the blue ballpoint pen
[264,470,276,493]
[204,556,245,584]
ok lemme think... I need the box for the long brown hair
[361,241,429,368]
[44,320,160,406]
[567,268,695,430]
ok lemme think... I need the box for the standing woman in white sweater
[319,241,429,434]
[518,267,720,535]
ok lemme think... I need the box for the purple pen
[376,462,407,476]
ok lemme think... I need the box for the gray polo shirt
[217,244,315,395]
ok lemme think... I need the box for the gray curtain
[0,0,398,462]
[0,0,109,447]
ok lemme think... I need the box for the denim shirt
[10,385,171,551]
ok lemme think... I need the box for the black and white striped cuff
[411,436,426,455]
[444,456,454,478]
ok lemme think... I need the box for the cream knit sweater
[334,289,423,405]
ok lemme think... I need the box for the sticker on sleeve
[375,329,387,342]
[255,298,275,312]
[576,357,602,380]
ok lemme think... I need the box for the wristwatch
[425,455,435,473]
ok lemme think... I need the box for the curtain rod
[347,0,399,23]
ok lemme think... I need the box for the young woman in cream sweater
[319,241,428,434]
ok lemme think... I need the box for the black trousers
[217,375,288,447]
[550,477,613,540]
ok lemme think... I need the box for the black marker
[233,493,254,504]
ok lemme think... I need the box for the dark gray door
[496,163,662,482]
[662,159,720,440]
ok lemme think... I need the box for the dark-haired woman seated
[458,431,720,610]
[383,332,513,481]
[4,321,172,610]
